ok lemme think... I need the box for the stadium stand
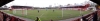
[0,0,99,21]
[61,4,90,11]
[0,8,9,10]
[73,0,100,21]
[10,6,33,9]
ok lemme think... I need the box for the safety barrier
[73,11,98,21]
[0,11,25,21]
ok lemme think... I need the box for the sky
[6,0,89,8]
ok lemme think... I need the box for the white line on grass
[39,13,44,17]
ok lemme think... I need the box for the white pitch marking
[39,13,44,17]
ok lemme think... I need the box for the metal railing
[73,11,98,21]
[0,11,25,21]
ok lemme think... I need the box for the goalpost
[25,8,27,15]
[12,8,28,16]
[62,8,64,18]
[13,9,16,14]
[79,8,84,21]
[22,8,28,15]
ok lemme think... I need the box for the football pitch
[2,9,91,21]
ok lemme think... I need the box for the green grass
[2,9,91,21]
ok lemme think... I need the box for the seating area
[0,11,25,21]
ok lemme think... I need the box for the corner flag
[35,17,41,21]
